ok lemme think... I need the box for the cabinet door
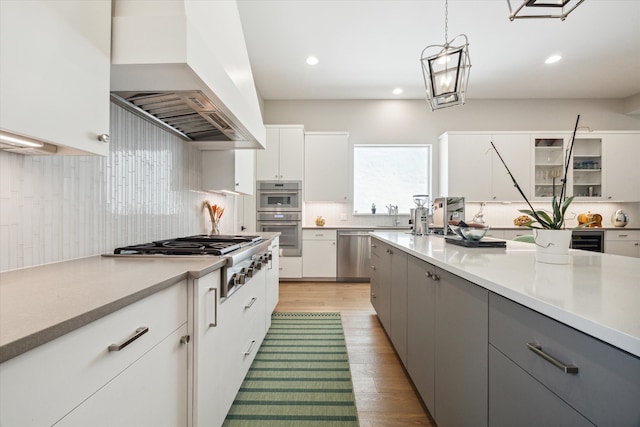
[371,239,391,332]
[442,134,493,201]
[55,326,189,427]
[257,127,282,180]
[302,239,337,277]
[489,346,593,427]
[407,256,436,413]
[304,132,349,202]
[279,127,305,181]
[389,247,408,366]
[605,241,640,257]
[0,0,111,156]
[602,133,640,201]
[194,272,223,427]
[202,150,255,195]
[265,238,280,329]
[435,268,488,427]
[491,134,531,200]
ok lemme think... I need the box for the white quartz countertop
[0,255,225,363]
[371,231,640,357]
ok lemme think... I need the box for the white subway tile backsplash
[0,103,230,271]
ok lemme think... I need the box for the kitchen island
[371,231,639,427]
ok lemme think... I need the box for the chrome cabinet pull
[180,335,191,345]
[527,343,578,374]
[371,265,376,270]
[245,297,257,309]
[426,271,432,278]
[108,327,149,352]
[209,287,218,328]
[432,274,440,281]
[243,339,256,355]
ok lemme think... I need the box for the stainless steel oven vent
[110,91,249,142]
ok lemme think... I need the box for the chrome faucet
[386,204,399,226]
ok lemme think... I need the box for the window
[353,145,432,214]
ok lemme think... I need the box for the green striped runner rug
[223,312,359,427]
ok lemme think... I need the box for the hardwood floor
[275,281,436,427]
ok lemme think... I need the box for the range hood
[110,0,265,150]
[110,91,249,142]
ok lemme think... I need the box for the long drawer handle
[109,327,149,352]
[245,297,257,309]
[527,343,579,374]
[243,339,257,355]
[209,287,218,328]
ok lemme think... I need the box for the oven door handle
[260,222,299,226]
[258,191,298,195]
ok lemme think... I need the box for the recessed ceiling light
[545,55,562,64]
[306,56,319,65]
[392,88,403,95]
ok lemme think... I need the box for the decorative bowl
[459,226,490,241]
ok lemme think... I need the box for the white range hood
[110,0,265,150]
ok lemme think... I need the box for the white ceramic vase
[533,229,572,265]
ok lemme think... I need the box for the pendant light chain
[444,0,449,44]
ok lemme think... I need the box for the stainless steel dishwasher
[337,230,373,282]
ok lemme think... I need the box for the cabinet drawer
[0,282,187,427]
[489,293,640,426]
[489,345,593,427]
[605,230,640,241]
[303,229,337,240]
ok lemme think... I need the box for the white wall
[0,103,233,272]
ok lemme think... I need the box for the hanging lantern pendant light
[420,0,471,111]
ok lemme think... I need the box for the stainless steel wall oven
[256,181,302,257]
[257,181,302,211]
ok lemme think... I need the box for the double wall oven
[256,181,302,257]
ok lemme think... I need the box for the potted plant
[491,115,582,264]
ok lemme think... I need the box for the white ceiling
[237,0,640,101]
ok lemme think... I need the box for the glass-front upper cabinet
[534,137,565,198]
[571,138,602,198]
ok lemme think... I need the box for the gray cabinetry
[389,245,408,366]
[407,255,436,413]
[371,237,408,366]
[489,346,593,426]
[489,292,640,426]
[370,239,390,331]
[435,267,488,427]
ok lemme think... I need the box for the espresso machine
[411,195,432,236]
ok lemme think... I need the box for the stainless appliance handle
[339,231,373,236]
[527,343,578,374]
[259,222,299,227]
[108,327,149,351]
[258,191,298,195]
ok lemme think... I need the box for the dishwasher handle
[338,231,373,237]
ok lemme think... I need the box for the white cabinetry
[0,0,111,156]
[265,238,280,329]
[0,282,188,427]
[605,230,640,258]
[439,132,531,201]
[192,271,223,427]
[602,133,640,201]
[279,256,303,279]
[304,132,350,202]
[302,229,337,278]
[55,326,188,427]
[215,270,267,424]
[202,149,255,195]
[257,126,305,181]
